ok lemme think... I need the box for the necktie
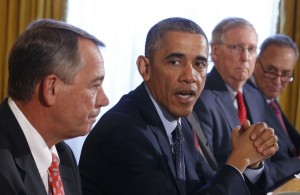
[236,91,247,124]
[269,100,288,134]
[172,122,186,195]
[48,153,65,195]
[269,100,297,155]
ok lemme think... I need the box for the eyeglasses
[258,59,293,83]
[222,44,257,56]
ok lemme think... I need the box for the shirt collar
[8,98,59,175]
[144,84,180,142]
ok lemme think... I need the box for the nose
[95,87,109,108]
[241,49,251,61]
[271,75,283,85]
[181,64,197,83]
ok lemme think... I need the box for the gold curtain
[277,0,300,130]
[0,0,67,101]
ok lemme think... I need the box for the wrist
[248,161,264,169]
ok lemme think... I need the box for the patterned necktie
[172,121,186,195]
[48,153,65,195]
[236,91,247,124]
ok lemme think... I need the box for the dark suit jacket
[0,98,82,195]
[79,83,264,195]
[193,68,265,168]
[247,79,300,190]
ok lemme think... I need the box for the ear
[41,74,59,106]
[136,55,151,81]
[210,43,218,62]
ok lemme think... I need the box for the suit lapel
[134,84,177,180]
[1,99,47,194]
[208,69,240,128]
[15,154,47,195]
[243,84,261,123]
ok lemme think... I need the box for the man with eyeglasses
[193,17,271,192]
[249,34,300,190]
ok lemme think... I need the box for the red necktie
[48,153,65,195]
[236,91,247,124]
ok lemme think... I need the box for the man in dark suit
[0,19,109,194]
[249,34,300,189]
[193,17,270,187]
[79,17,278,195]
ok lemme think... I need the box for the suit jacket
[0,98,82,195]
[79,83,264,195]
[186,112,219,171]
[247,79,300,190]
[193,68,265,168]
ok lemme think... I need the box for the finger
[261,143,279,158]
[253,127,275,147]
[255,129,277,153]
[250,122,268,140]
[240,120,251,133]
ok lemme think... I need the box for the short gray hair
[8,19,105,101]
[211,17,257,44]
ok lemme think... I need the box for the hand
[246,121,278,160]
[226,120,278,172]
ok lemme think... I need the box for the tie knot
[236,91,243,100]
[269,100,280,114]
[172,122,182,141]
[50,153,59,169]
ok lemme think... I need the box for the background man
[0,19,109,194]
[193,17,270,187]
[250,34,300,189]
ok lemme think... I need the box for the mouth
[88,110,100,120]
[175,89,196,102]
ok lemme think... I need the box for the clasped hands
[227,120,278,172]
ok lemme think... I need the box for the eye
[265,66,277,73]
[193,60,208,69]
[169,59,181,66]
[231,45,242,52]
[247,46,257,53]
[282,71,292,77]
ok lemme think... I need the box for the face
[138,31,208,118]
[212,26,258,90]
[55,38,109,137]
[253,45,297,99]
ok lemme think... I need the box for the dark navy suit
[193,68,265,167]
[248,79,300,190]
[0,98,82,195]
[79,83,266,195]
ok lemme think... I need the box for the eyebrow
[165,52,208,62]
[92,75,105,83]
[265,64,292,73]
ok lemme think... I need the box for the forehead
[261,45,297,69]
[77,38,104,75]
[161,31,209,56]
[262,45,296,59]
[224,26,258,44]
